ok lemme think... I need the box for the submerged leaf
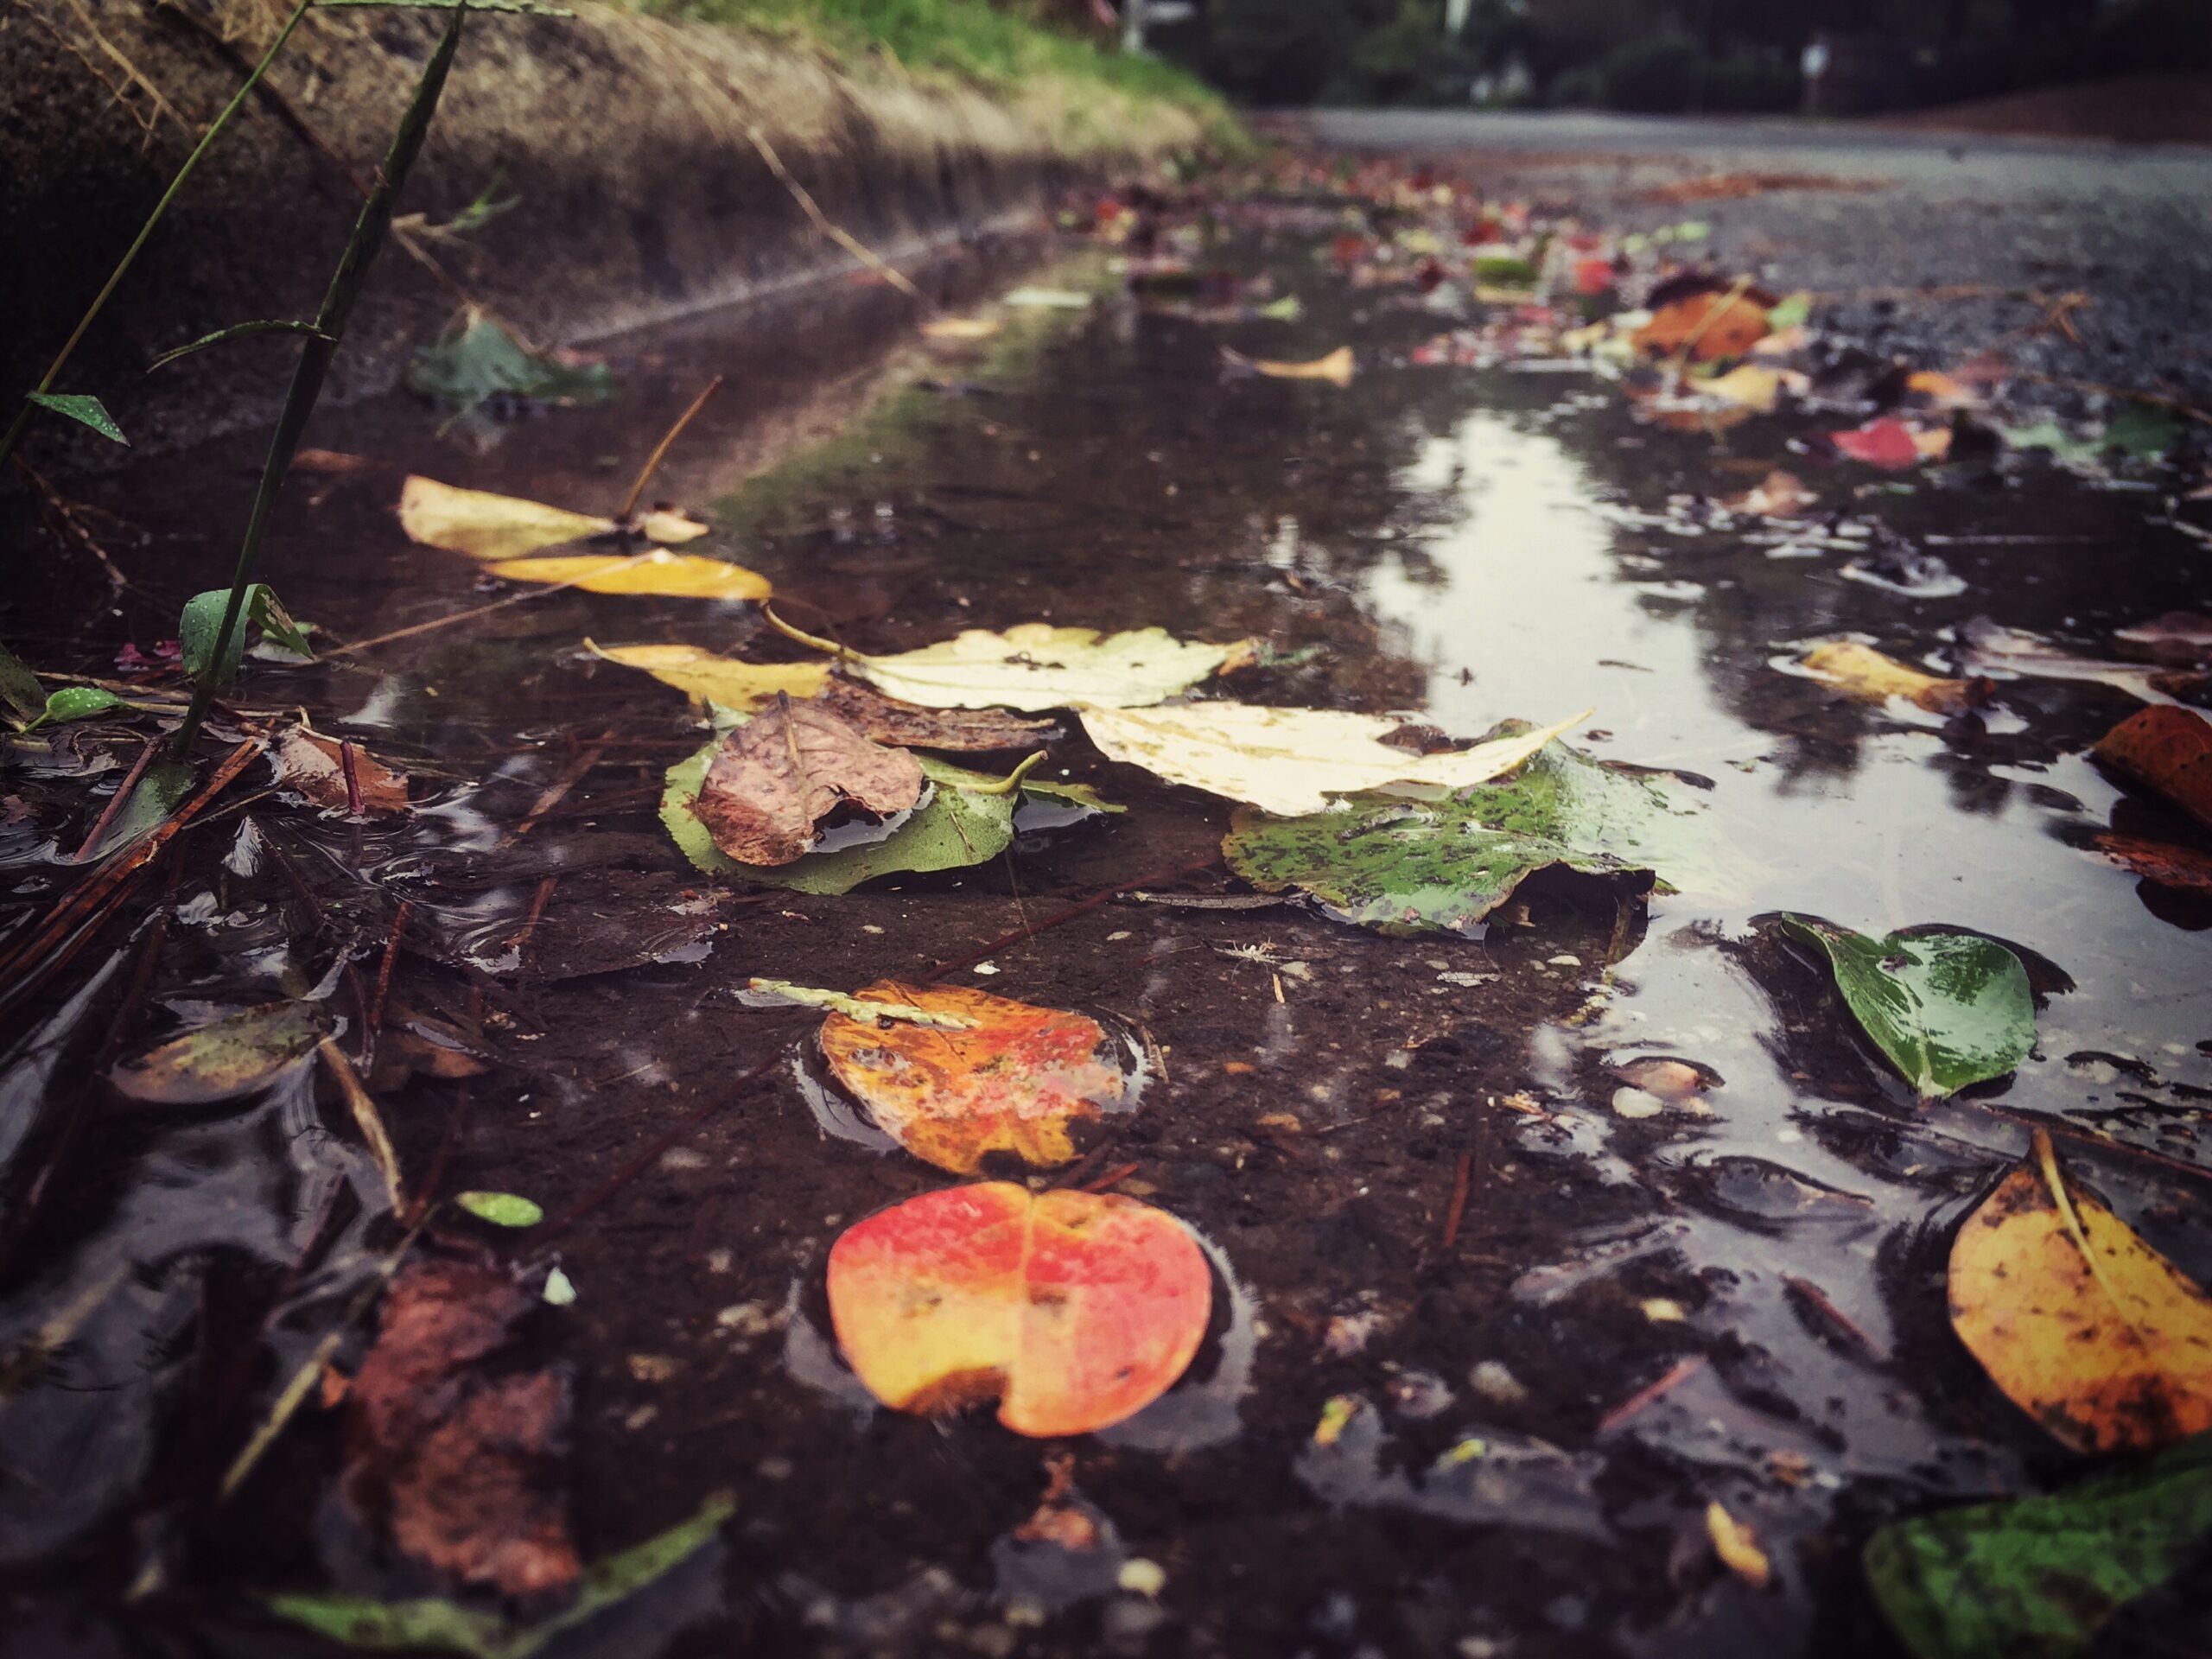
[692,696,924,866]
[1080,703,1589,817]
[405,309,613,416]
[486,551,770,601]
[773,617,1246,711]
[272,729,410,814]
[1864,1431,2212,1659]
[2094,705,2212,833]
[1779,917,2034,1101]
[818,982,1132,1174]
[1950,1131,2212,1455]
[1223,734,1713,936]
[110,1001,327,1104]
[828,1183,1210,1437]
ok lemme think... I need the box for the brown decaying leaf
[272,729,408,814]
[1948,1131,2212,1454]
[343,1255,578,1598]
[694,694,925,866]
[1634,289,1772,362]
[818,677,1061,753]
[2094,705,2212,833]
[2092,834,2212,892]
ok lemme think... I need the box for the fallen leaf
[1864,1431,2212,1659]
[1779,917,2034,1102]
[1707,1501,1772,1589]
[2094,705,2212,832]
[1634,289,1771,361]
[1801,641,1983,715]
[110,1001,327,1104]
[818,982,1132,1174]
[1905,368,1978,410]
[267,1495,734,1659]
[345,1255,578,1599]
[2114,612,2212,664]
[1001,288,1092,309]
[664,747,1021,895]
[586,640,830,709]
[772,616,1248,711]
[1616,1058,1711,1100]
[1224,345,1356,387]
[1723,469,1816,517]
[827,1182,1210,1437]
[399,477,714,563]
[922,315,1001,341]
[405,308,612,417]
[0,640,48,721]
[746,978,981,1027]
[455,1192,543,1228]
[487,550,770,601]
[1698,363,1794,412]
[1223,732,1718,936]
[2093,834,2212,892]
[272,729,410,814]
[1831,417,1947,469]
[1956,619,2209,706]
[692,695,924,866]
[1078,703,1590,817]
[1951,1131,2212,1453]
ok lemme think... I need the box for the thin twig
[1440,1151,1472,1249]
[925,858,1219,982]
[746,125,924,304]
[68,736,158,863]
[324,557,647,659]
[618,375,722,523]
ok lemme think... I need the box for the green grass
[631,0,1239,151]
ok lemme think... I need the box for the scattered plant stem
[1597,1355,1707,1436]
[68,736,159,864]
[1440,1151,1472,1249]
[746,125,924,305]
[171,0,472,759]
[619,375,723,523]
[0,0,314,473]
[325,556,648,659]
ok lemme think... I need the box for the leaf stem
[968,749,1047,797]
[760,605,859,663]
[618,374,722,524]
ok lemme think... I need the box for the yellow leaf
[1949,1130,2212,1453]
[1706,1502,1772,1589]
[1245,345,1355,386]
[1801,641,1980,715]
[636,508,710,544]
[488,550,771,601]
[922,315,1001,341]
[1699,364,1790,412]
[587,641,828,709]
[400,475,613,561]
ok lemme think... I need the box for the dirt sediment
[0,0,1201,462]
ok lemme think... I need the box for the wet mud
[3,168,2211,1659]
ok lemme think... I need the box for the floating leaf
[405,308,613,416]
[486,550,769,601]
[26,391,126,444]
[922,315,1001,340]
[664,747,1018,895]
[181,584,309,683]
[0,640,48,721]
[2094,705,2212,833]
[2093,834,2212,893]
[455,1191,544,1228]
[1080,703,1589,817]
[1996,420,2107,467]
[272,729,410,813]
[771,616,1247,711]
[1707,1502,1772,1589]
[1957,621,2192,707]
[1831,417,1947,468]
[1950,1131,2212,1454]
[1800,641,1982,715]
[828,1182,1210,1437]
[691,696,923,867]
[1223,734,1713,937]
[1779,916,2034,1101]
[1765,291,1812,330]
[1865,1431,2212,1659]
[1001,288,1092,309]
[110,1001,327,1103]
[1224,345,1355,387]
[266,1493,730,1659]
[399,477,713,566]
[746,978,981,1027]
[1722,469,1816,518]
[586,640,828,708]
[818,982,1132,1174]
[1633,289,1770,361]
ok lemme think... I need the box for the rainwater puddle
[3,195,2209,1657]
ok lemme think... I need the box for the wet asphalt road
[1288,110,2212,412]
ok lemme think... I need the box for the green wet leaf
[1779,916,2035,1101]
[109,1001,327,1104]
[27,391,126,444]
[2103,401,2183,462]
[1255,294,1302,321]
[406,309,613,416]
[264,1492,734,1658]
[661,745,1015,897]
[1866,1432,2212,1659]
[32,685,126,728]
[0,640,46,721]
[1471,254,1538,285]
[1221,736,1719,938]
[1995,421,2107,468]
[1766,291,1812,330]
[454,1191,543,1228]
[181,584,310,683]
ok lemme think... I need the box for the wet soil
[3,169,2212,1659]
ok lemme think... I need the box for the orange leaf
[820,981,1130,1173]
[2094,705,2212,832]
[2093,834,2212,892]
[828,1182,1211,1437]
[1633,290,1770,361]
